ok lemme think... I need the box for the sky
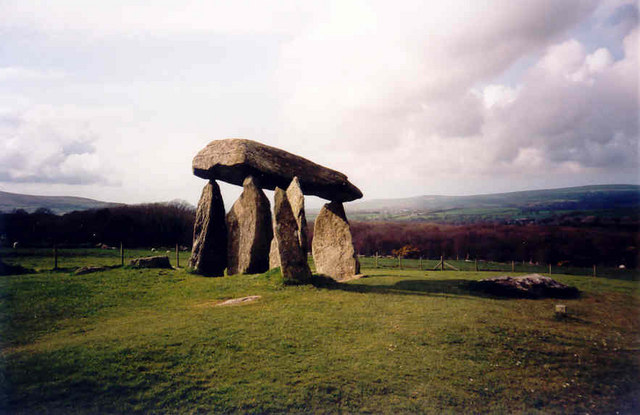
[0,0,638,208]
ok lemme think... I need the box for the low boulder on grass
[74,265,111,275]
[129,256,173,269]
[470,274,580,299]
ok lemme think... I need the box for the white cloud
[0,67,66,81]
[0,105,114,185]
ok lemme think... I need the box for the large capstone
[273,187,312,284]
[269,177,308,269]
[193,139,362,202]
[226,176,273,274]
[312,201,360,281]
[188,180,227,276]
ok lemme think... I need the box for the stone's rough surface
[270,177,308,269]
[471,274,580,299]
[286,177,308,254]
[268,236,280,269]
[193,139,363,202]
[273,187,312,284]
[312,201,360,281]
[226,176,273,275]
[129,256,172,269]
[188,181,228,276]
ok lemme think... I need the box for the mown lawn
[0,253,638,413]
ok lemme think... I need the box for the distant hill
[0,191,121,215]
[345,184,640,224]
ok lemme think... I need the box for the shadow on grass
[310,275,500,299]
[311,275,581,300]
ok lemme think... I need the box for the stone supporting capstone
[273,187,312,284]
[312,201,360,281]
[269,177,308,269]
[188,180,227,276]
[226,176,273,275]
[268,234,280,270]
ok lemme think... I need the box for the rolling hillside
[345,184,640,223]
[0,190,120,215]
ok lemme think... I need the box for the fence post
[120,242,124,267]
[548,264,552,275]
[511,260,515,273]
[176,243,180,268]
[440,255,444,271]
[419,256,423,270]
[475,258,478,272]
[593,264,596,278]
[375,252,379,268]
[53,244,58,270]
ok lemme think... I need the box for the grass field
[1,249,639,413]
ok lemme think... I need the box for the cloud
[0,66,66,81]
[0,106,114,185]
[486,27,638,170]
[274,0,637,196]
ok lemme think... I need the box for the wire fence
[357,255,639,280]
[2,247,638,281]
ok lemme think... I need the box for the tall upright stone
[273,187,312,284]
[188,180,227,276]
[286,177,308,254]
[226,176,273,275]
[312,201,360,281]
[268,236,280,269]
[269,177,308,269]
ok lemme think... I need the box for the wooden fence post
[548,264,552,275]
[375,252,379,268]
[440,255,444,271]
[593,264,596,278]
[419,256,423,270]
[511,260,515,273]
[53,244,58,270]
[176,243,180,268]
[120,242,124,266]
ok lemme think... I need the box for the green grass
[1,251,639,413]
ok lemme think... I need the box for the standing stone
[226,176,273,275]
[268,236,280,269]
[312,201,360,281]
[273,187,312,284]
[189,180,227,276]
[286,177,308,254]
[269,177,308,269]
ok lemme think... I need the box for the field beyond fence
[2,248,637,281]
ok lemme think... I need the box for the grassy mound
[0,264,638,413]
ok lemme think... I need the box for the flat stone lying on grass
[129,256,173,269]
[216,295,262,306]
[74,265,111,275]
[471,274,580,299]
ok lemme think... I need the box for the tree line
[1,204,637,268]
